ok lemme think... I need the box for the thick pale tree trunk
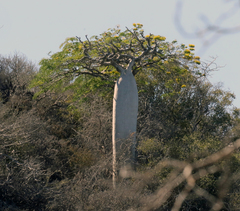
[112,61,138,188]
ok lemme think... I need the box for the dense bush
[0,51,240,210]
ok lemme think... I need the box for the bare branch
[174,0,240,55]
[135,139,240,210]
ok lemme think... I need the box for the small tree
[30,24,201,187]
[0,54,36,104]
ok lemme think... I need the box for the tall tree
[30,24,201,187]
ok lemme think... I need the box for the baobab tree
[31,24,200,187]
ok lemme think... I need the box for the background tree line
[0,31,240,210]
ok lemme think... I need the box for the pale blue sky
[0,0,240,107]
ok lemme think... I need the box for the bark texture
[112,64,138,188]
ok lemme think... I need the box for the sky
[0,0,240,107]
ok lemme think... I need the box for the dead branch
[174,0,240,55]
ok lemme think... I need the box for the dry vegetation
[1,54,240,210]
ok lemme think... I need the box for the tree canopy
[30,24,202,99]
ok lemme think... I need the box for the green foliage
[136,50,237,165]
[30,24,201,103]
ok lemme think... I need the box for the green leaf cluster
[30,24,202,102]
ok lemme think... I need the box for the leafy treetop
[30,24,201,97]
